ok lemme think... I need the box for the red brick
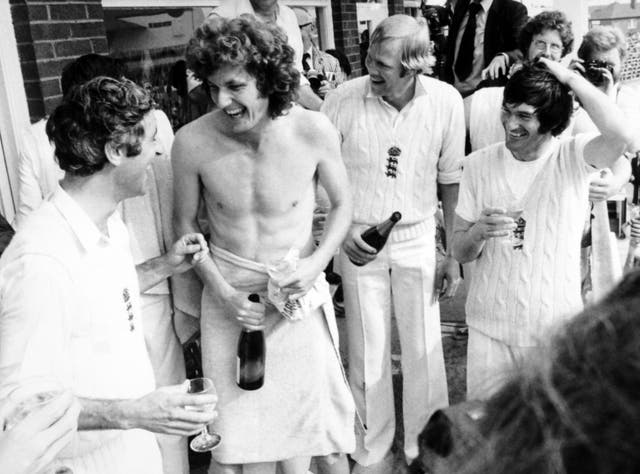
[28,99,46,123]
[37,57,72,78]
[54,39,92,57]
[20,60,39,81]
[30,22,71,41]
[86,3,104,20]
[17,43,36,62]
[10,4,29,23]
[24,81,42,99]
[50,4,87,21]
[41,77,61,97]
[90,37,108,54]
[69,21,105,38]
[13,24,33,43]
[34,42,54,59]
[44,95,62,115]
[27,4,49,21]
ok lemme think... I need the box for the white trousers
[466,327,542,400]
[141,293,189,474]
[339,221,449,465]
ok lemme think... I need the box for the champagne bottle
[236,293,265,391]
[350,211,402,266]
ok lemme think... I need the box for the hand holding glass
[187,377,221,452]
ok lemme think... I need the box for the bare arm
[297,83,323,111]
[588,157,631,202]
[77,384,216,436]
[452,209,516,263]
[540,58,634,169]
[136,233,208,292]
[279,115,353,300]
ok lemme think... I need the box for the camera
[583,59,615,86]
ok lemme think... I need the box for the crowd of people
[1,0,640,473]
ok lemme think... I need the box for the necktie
[454,1,482,81]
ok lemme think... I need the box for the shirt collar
[478,0,493,12]
[52,186,120,252]
[365,75,428,103]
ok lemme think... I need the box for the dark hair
[577,25,627,62]
[46,77,154,177]
[503,62,573,136]
[60,54,128,97]
[461,270,640,474]
[186,14,299,119]
[325,48,352,77]
[519,11,574,59]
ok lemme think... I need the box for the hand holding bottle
[342,227,379,266]
[224,290,266,330]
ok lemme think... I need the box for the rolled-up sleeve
[437,90,465,185]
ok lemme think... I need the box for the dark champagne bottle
[236,293,265,391]
[350,211,402,266]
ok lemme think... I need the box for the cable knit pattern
[322,75,465,226]
[458,137,593,346]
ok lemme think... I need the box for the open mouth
[508,130,527,139]
[224,107,245,119]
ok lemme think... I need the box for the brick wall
[10,0,108,122]
[331,0,364,77]
[388,0,405,16]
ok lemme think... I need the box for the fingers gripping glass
[188,377,221,452]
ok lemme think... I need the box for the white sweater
[457,136,593,346]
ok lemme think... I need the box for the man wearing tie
[444,0,527,97]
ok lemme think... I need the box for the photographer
[572,25,640,152]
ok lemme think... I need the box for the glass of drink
[498,208,525,249]
[187,377,221,452]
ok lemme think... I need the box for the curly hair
[503,62,573,137]
[46,76,154,177]
[519,11,574,59]
[186,14,299,119]
[578,25,627,62]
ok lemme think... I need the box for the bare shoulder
[286,106,338,148]
[173,112,224,167]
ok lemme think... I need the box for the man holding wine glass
[174,14,356,474]
[452,59,635,400]
[321,14,464,474]
[0,76,216,473]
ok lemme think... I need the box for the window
[103,1,333,131]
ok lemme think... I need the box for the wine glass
[187,377,221,452]
[5,378,75,473]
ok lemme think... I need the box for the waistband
[354,217,434,243]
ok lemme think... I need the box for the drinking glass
[5,378,74,473]
[187,377,221,452]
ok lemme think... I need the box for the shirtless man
[173,15,355,474]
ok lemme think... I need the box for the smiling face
[114,112,162,198]
[365,38,415,105]
[501,103,552,159]
[527,29,564,62]
[206,65,270,134]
